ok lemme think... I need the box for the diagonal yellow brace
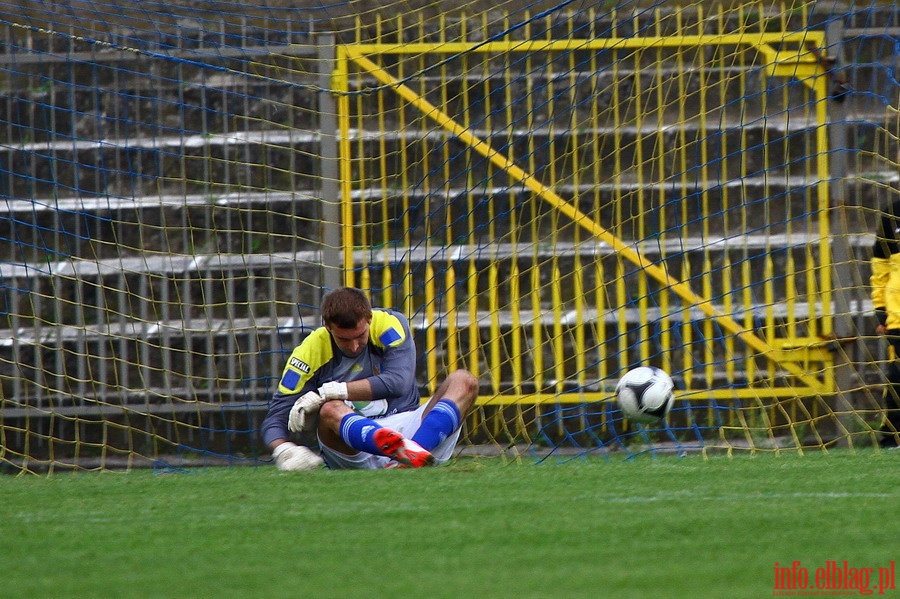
[342,46,823,391]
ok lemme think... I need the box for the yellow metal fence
[334,7,835,423]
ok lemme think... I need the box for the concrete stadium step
[8,169,886,262]
[0,114,846,200]
[1,226,874,327]
[0,293,874,414]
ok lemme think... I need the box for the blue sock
[339,414,384,455]
[412,399,461,451]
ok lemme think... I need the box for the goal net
[0,0,898,472]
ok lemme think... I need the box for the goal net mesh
[0,0,898,471]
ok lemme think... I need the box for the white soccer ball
[615,366,675,423]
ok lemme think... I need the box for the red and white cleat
[373,427,435,468]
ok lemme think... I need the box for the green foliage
[0,451,897,598]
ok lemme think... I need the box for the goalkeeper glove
[272,442,323,471]
[288,390,326,433]
[318,381,349,401]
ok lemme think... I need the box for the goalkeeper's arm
[262,389,327,471]
[261,389,299,447]
[261,388,325,447]
[288,390,326,432]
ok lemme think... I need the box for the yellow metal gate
[330,9,836,435]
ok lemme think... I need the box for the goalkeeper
[262,287,478,470]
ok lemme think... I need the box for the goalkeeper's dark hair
[322,287,372,328]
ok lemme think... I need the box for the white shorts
[318,403,461,470]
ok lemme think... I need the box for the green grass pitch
[1,450,897,599]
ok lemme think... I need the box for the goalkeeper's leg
[411,370,478,451]
[318,400,433,467]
